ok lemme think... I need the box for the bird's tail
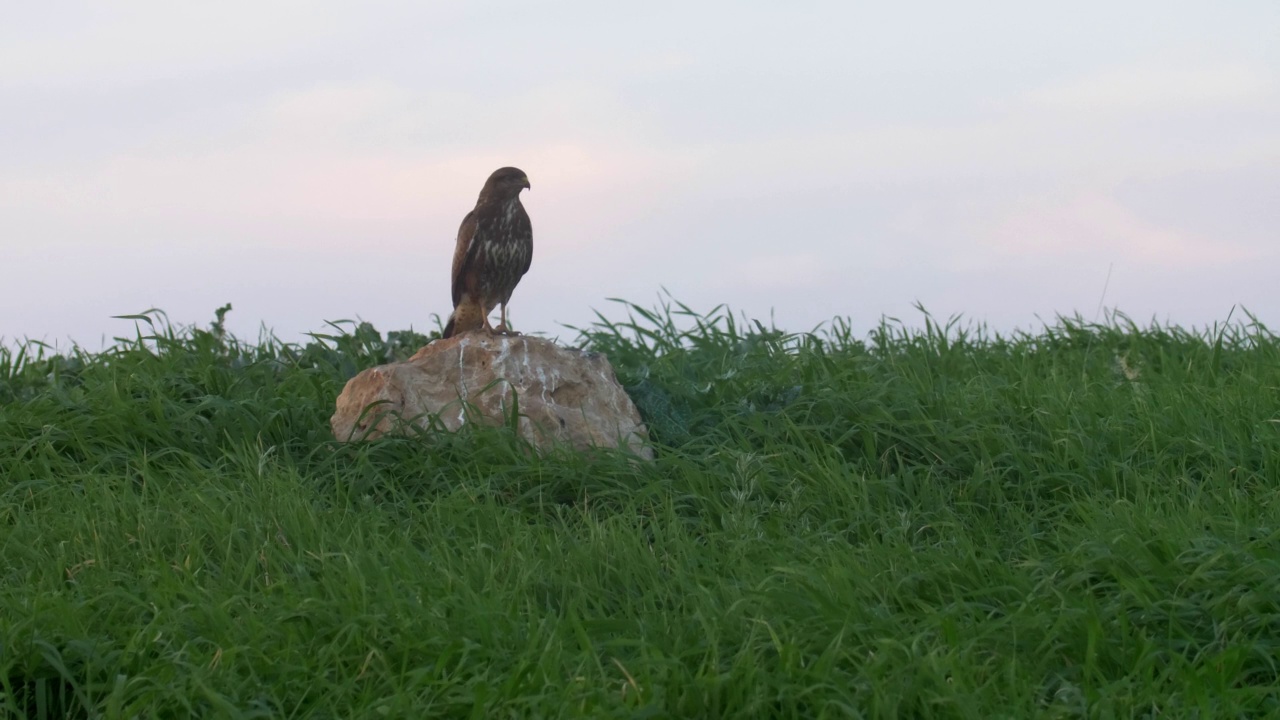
[442,313,456,339]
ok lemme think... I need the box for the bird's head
[484,167,531,199]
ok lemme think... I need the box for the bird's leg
[495,303,520,335]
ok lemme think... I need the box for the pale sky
[3,2,1278,348]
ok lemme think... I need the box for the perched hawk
[441,167,533,338]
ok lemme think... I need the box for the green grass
[3,298,1279,718]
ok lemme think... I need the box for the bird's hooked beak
[521,175,531,191]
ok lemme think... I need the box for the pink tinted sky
[2,1,1278,348]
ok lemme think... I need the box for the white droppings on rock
[535,366,550,406]
[493,339,510,372]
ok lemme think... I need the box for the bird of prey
[441,167,533,338]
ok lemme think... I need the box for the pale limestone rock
[330,333,652,460]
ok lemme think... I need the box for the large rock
[330,333,652,459]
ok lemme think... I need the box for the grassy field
[2,299,1279,718]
